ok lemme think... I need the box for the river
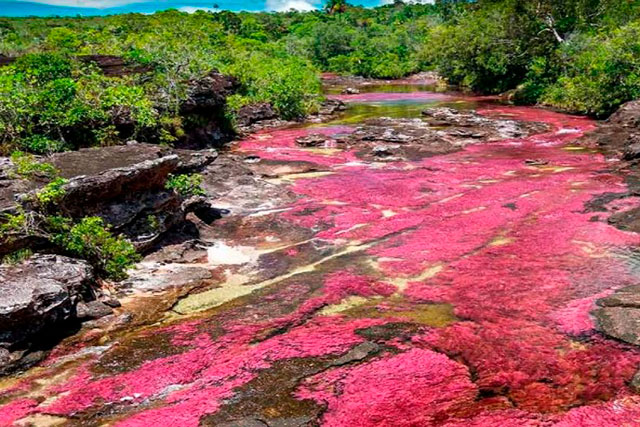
[1,84,640,426]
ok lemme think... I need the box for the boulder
[236,103,278,127]
[0,255,94,352]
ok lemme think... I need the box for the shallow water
[2,88,640,426]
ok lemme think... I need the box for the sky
[0,0,397,16]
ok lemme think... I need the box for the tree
[325,0,349,15]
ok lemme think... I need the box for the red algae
[297,348,477,426]
[3,91,640,426]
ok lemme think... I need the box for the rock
[295,134,335,147]
[236,103,278,127]
[178,70,239,148]
[623,137,640,160]
[331,341,379,366]
[524,159,549,166]
[0,254,95,373]
[593,306,640,346]
[0,54,15,67]
[342,87,360,95]
[594,286,640,346]
[372,145,394,157]
[76,301,114,321]
[174,149,219,174]
[181,70,239,114]
[50,143,168,179]
[581,100,640,159]
[607,207,640,233]
[78,55,152,77]
[317,98,347,117]
[630,370,640,392]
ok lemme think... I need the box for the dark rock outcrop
[236,103,277,127]
[78,55,153,77]
[177,70,239,149]
[0,254,96,373]
[581,100,640,159]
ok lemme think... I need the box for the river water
[2,86,640,426]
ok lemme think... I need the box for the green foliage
[224,52,321,119]
[35,177,68,208]
[165,173,205,197]
[57,216,140,281]
[2,248,33,265]
[18,135,68,154]
[10,151,58,179]
[0,211,27,236]
[542,23,640,117]
[46,27,81,52]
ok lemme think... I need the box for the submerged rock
[331,109,547,162]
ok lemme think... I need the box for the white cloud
[266,0,316,12]
[23,0,152,8]
[178,6,216,13]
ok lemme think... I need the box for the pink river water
[2,90,640,426]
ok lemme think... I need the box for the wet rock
[316,98,346,117]
[76,301,114,321]
[341,87,360,95]
[334,109,548,162]
[295,134,335,147]
[372,145,394,157]
[630,370,640,392]
[525,159,549,166]
[201,155,298,214]
[607,206,640,233]
[331,341,380,366]
[594,286,640,346]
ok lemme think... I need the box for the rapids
[2,86,640,426]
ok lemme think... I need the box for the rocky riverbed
[2,80,640,425]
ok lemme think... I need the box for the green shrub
[57,216,140,281]
[165,173,206,197]
[0,211,28,236]
[36,177,68,208]
[223,51,321,119]
[10,151,59,179]
[19,135,69,154]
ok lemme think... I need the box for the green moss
[165,173,205,197]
